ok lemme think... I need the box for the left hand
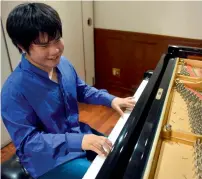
[111,97,136,116]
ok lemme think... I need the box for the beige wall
[82,1,95,85]
[1,22,12,148]
[94,1,202,39]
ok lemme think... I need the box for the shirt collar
[20,53,61,79]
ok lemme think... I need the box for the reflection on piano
[83,45,202,179]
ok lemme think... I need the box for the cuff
[102,92,116,108]
[65,133,84,152]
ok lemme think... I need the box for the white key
[83,79,149,179]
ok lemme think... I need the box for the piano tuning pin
[193,165,197,172]
[199,164,202,171]
[175,78,180,84]
[194,139,202,179]
[176,80,202,135]
[179,58,184,63]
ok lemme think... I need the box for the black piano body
[95,45,202,179]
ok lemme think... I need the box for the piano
[83,45,202,179]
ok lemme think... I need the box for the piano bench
[1,154,33,179]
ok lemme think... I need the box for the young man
[1,3,135,179]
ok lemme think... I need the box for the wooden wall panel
[94,28,202,92]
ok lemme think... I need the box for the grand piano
[83,45,202,179]
[1,45,201,179]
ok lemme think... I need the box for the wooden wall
[94,28,202,92]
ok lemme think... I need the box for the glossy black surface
[123,57,176,179]
[144,70,153,79]
[168,45,202,58]
[96,54,170,179]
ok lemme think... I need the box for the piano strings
[175,79,202,179]
[194,139,202,179]
[180,60,202,77]
[175,80,202,135]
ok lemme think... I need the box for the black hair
[6,2,62,54]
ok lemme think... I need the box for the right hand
[82,134,113,157]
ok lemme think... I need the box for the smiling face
[24,32,64,72]
[6,3,64,72]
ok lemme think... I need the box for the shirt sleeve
[76,77,116,107]
[1,85,84,174]
[68,62,116,107]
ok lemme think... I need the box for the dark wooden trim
[94,28,202,92]
[95,28,202,45]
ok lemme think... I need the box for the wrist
[82,134,94,150]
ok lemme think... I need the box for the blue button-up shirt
[1,54,115,178]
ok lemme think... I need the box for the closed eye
[54,38,61,43]
[40,44,49,48]
[38,38,61,47]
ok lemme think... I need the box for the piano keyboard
[83,79,149,179]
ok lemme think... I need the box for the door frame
[82,1,95,86]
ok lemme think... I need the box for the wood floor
[1,88,133,163]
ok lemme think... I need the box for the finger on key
[95,142,108,156]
